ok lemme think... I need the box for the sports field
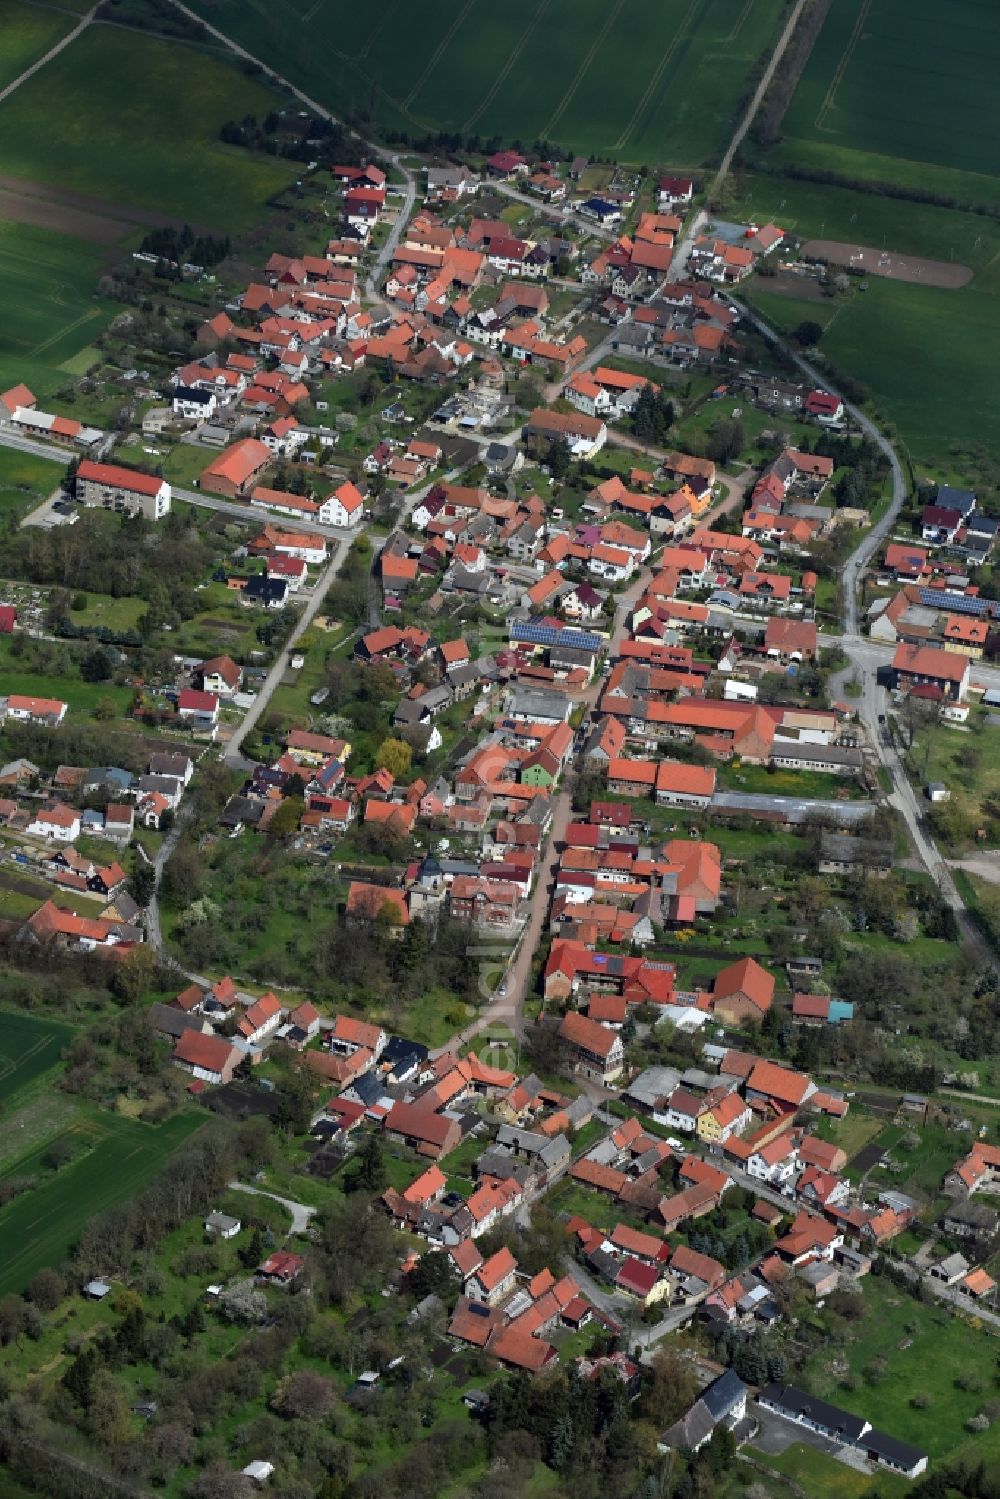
[0,1011,74,1107]
[0,0,75,94]
[0,25,297,231]
[0,1111,204,1294]
[771,0,1000,197]
[188,0,787,165]
[0,219,116,398]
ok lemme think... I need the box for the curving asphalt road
[738,300,991,962]
[227,1180,317,1235]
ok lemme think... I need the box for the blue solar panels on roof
[511,619,601,653]
[917,588,991,616]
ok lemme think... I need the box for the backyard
[800,1275,1000,1465]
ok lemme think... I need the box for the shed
[205,1212,242,1240]
[242,1459,275,1485]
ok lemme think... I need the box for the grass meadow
[0,220,116,399]
[0,1011,75,1107]
[0,0,75,93]
[187,0,786,165]
[737,0,1000,472]
[0,444,64,521]
[802,1276,1000,1464]
[0,1110,205,1295]
[731,159,1000,465]
[0,634,135,715]
[0,25,296,231]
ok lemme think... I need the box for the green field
[0,0,75,93]
[739,0,1000,470]
[0,1011,74,1106]
[0,443,64,521]
[769,0,1000,198]
[731,169,1000,464]
[0,1110,204,1295]
[0,220,116,398]
[188,0,786,164]
[0,25,297,231]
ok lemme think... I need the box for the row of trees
[5,508,219,607]
[138,225,231,269]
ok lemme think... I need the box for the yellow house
[615,1259,670,1306]
[696,1091,751,1145]
[942,614,987,660]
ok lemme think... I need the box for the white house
[320,479,366,527]
[205,1212,241,1240]
[663,1089,703,1134]
[77,460,171,521]
[172,386,217,421]
[747,1136,799,1186]
[270,535,328,565]
[27,803,80,842]
[588,544,635,582]
[177,688,220,725]
[262,418,308,458]
[4,694,68,726]
[237,992,283,1045]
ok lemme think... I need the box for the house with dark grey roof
[757,1384,868,1445]
[756,1384,927,1479]
[661,1369,748,1453]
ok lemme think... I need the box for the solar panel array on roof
[917,588,994,617]
[511,619,601,653]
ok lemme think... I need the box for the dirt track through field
[0,172,219,241]
[802,238,973,288]
[0,183,134,244]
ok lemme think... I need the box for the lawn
[0,219,118,399]
[159,440,223,489]
[0,443,64,522]
[745,1443,898,1499]
[0,866,111,920]
[0,636,133,715]
[717,761,869,800]
[0,25,297,232]
[67,590,148,633]
[0,1109,205,1295]
[167,585,267,660]
[811,1109,885,1163]
[187,0,787,165]
[0,0,75,94]
[801,1275,1000,1466]
[398,986,475,1051]
[865,1121,973,1204]
[0,1010,75,1107]
[672,395,816,461]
